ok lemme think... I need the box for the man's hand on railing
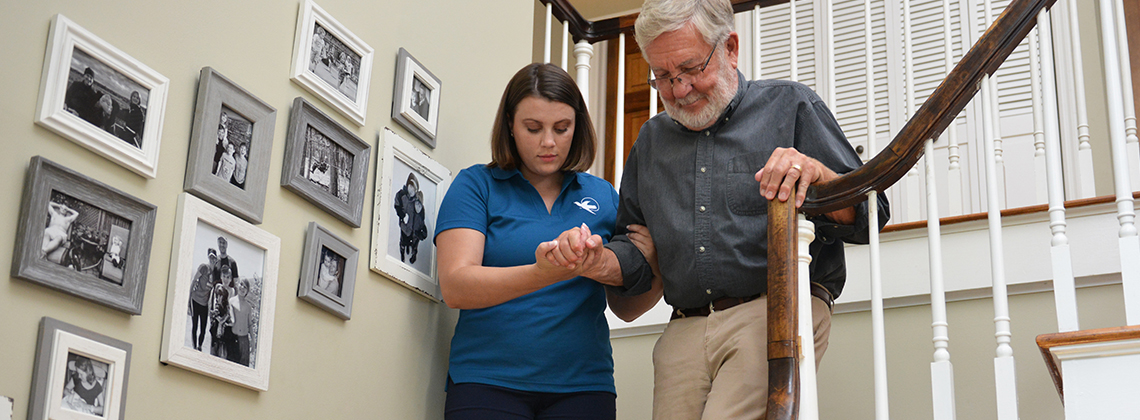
[755,147,856,224]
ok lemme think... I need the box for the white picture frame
[28,317,132,420]
[391,48,441,148]
[370,129,450,302]
[160,193,281,391]
[289,0,374,126]
[35,14,169,179]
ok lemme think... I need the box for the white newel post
[796,215,819,420]
[574,40,593,105]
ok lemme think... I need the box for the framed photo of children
[28,317,132,420]
[184,67,277,224]
[370,129,450,302]
[281,97,371,228]
[391,47,441,148]
[12,156,157,315]
[289,0,373,126]
[160,193,281,391]
[298,222,359,319]
[35,14,169,178]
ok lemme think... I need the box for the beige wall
[611,283,1127,419]
[0,0,533,418]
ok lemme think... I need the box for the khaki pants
[651,296,832,420]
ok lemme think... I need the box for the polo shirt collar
[489,165,582,192]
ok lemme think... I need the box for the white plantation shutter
[830,0,891,158]
[756,0,817,90]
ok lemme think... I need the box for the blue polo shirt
[435,164,619,394]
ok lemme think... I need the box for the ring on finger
[790,163,803,172]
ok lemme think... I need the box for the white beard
[662,62,737,131]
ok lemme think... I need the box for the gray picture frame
[29,317,132,420]
[12,156,157,315]
[281,97,370,227]
[298,222,358,320]
[391,48,441,148]
[184,67,277,224]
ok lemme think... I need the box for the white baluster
[544,2,552,64]
[561,24,569,72]
[1038,10,1080,333]
[797,215,819,420]
[1068,0,1096,198]
[984,0,1003,164]
[904,0,921,222]
[825,0,836,109]
[649,69,658,116]
[574,40,593,105]
[790,0,798,83]
[944,0,963,216]
[1114,0,1140,188]
[754,5,762,79]
[1098,0,1140,325]
[925,138,956,420]
[615,33,626,185]
[868,191,889,420]
[981,74,1019,420]
[865,0,876,155]
[1030,26,1048,203]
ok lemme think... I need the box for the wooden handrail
[538,0,789,43]
[800,0,1057,215]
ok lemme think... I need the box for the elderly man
[551,0,889,418]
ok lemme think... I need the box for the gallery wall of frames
[0,0,535,419]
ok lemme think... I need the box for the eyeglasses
[647,42,719,90]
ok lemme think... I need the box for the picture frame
[282,97,371,228]
[35,14,169,179]
[29,317,132,420]
[297,222,359,320]
[391,48,442,148]
[370,129,450,302]
[184,67,277,224]
[160,193,281,391]
[289,0,374,126]
[12,156,157,315]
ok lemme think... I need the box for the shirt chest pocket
[726,151,770,216]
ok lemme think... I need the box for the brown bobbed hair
[488,63,596,172]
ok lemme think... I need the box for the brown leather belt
[670,283,834,320]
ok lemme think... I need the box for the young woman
[435,63,658,420]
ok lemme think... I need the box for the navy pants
[445,380,616,420]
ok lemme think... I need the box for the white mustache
[674,94,704,106]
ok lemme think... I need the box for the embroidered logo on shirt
[574,197,599,215]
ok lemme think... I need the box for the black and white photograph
[301,124,354,204]
[29,317,131,420]
[183,222,265,369]
[42,190,133,286]
[36,14,169,178]
[371,129,450,302]
[391,47,442,148]
[184,67,277,225]
[386,166,436,276]
[60,352,110,416]
[298,221,358,320]
[161,193,280,391]
[64,47,150,149]
[281,97,370,227]
[307,23,361,102]
[13,156,157,315]
[211,106,254,189]
[290,0,374,126]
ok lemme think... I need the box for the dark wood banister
[537,0,1057,419]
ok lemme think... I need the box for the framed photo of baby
[160,193,280,391]
[281,97,371,228]
[35,14,169,178]
[298,222,358,319]
[28,317,131,420]
[12,156,157,315]
[370,129,450,302]
[184,67,277,224]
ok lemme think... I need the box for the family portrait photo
[42,189,133,286]
[59,352,110,416]
[64,46,149,149]
[386,158,436,277]
[300,124,354,204]
[410,76,431,121]
[307,23,361,102]
[183,222,265,369]
[211,106,254,190]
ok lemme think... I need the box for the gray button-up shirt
[605,71,889,309]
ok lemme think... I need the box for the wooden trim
[538,0,790,43]
[1036,325,1140,404]
[881,191,1140,233]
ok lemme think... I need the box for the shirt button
[699,246,706,253]
[706,289,713,294]
[704,131,710,136]
[699,206,706,212]
[700,167,707,173]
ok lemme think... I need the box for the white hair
[634,0,735,51]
